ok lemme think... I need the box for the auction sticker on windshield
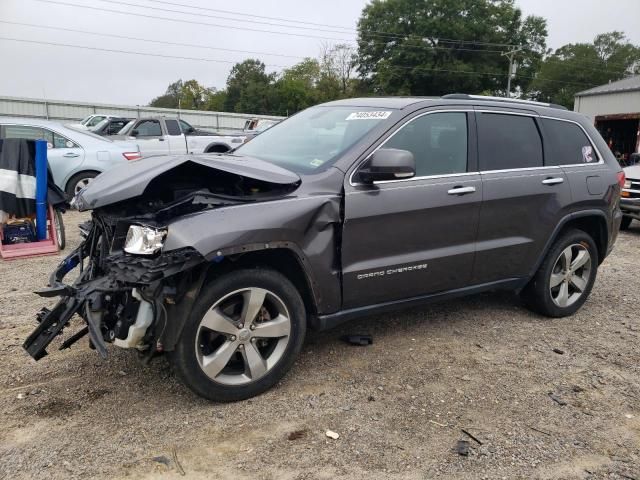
[346,111,392,120]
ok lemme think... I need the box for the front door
[131,119,169,157]
[471,109,572,284]
[341,110,482,309]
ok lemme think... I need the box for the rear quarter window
[477,113,543,170]
[542,118,598,165]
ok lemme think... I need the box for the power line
[32,0,521,52]
[32,0,354,42]
[0,36,597,88]
[0,20,305,60]
[126,0,522,48]
[0,19,514,59]
[32,0,631,75]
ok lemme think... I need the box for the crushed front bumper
[24,221,204,361]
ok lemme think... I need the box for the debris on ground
[340,334,373,346]
[152,456,170,466]
[456,440,470,456]
[552,348,565,355]
[548,392,568,406]
[325,430,340,440]
[461,429,483,445]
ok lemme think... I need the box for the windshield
[235,106,394,173]
[80,115,93,125]
[85,116,106,127]
[91,118,109,132]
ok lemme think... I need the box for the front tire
[620,216,633,231]
[171,269,306,402]
[522,229,598,318]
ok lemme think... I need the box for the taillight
[617,171,626,188]
[123,152,142,161]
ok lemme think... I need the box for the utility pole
[502,46,522,97]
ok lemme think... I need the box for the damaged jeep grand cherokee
[25,95,624,402]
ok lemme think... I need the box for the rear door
[472,109,572,284]
[131,119,169,157]
[341,109,482,308]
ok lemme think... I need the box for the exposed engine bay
[23,156,301,362]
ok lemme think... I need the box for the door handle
[158,138,165,141]
[542,177,564,185]
[447,186,476,195]
[63,152,80,158]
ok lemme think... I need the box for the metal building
[574,76,640,163]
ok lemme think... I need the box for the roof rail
[442,94,568,110]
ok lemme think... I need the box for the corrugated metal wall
[574,91,640,119]
[0,95,284,133]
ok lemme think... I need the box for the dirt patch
[0,211,639,479]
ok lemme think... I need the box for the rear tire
[171,269,306,402]
[522,229,598,318]
[620,216,633,231]
[65,171,98,197]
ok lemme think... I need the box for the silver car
[0,117,141,196]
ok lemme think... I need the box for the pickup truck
[113,117,246,157]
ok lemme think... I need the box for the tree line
[149,0,640,115]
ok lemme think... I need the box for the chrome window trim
[348,109,606,187]
[348,109,473,186]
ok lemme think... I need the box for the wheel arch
[528,210,609,281]
[64,169,102,194]
[204,142,231,153]
[162,245,319,351]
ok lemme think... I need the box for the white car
[113,117,246,157]
[70,114,120,131]
[0,117,141,196]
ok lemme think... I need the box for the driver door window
[135,120,162,137]
[383,112,468,176]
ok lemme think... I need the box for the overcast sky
[1,0,639,106]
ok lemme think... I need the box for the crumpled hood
[75,153,300,210]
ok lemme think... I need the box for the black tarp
[0,139,68,223]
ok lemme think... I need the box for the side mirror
[358,148,415,183]
[186,127,195,134]
[131,129,139,137]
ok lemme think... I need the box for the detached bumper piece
[23,220,204,361]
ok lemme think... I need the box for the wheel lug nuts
[250,325,255,330]
[238,344,244,349]
[238,323,244,329]
[230,335,236,341]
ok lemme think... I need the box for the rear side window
[542,118,597,165]
[384,112,468,176]
[477,113,543,170]
[165,120,181,136]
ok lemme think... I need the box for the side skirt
[310,278,525,331]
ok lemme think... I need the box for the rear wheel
[620,216,633,231]
[171,269,306,402]
[205,145,230,153]
[522,229,598,317]
[65,171,98,197]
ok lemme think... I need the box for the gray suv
[26,95,624,402]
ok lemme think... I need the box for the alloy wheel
[549,243,592,308]
[74,177,93,195]
[195,287,291,386]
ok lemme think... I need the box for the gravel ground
[0,211,638,480]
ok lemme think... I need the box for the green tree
[356,0,547,96]
[224,59,275,113]
[532,32,640,108]
[149,79,184,108]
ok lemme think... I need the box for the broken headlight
[124,225,167,255]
